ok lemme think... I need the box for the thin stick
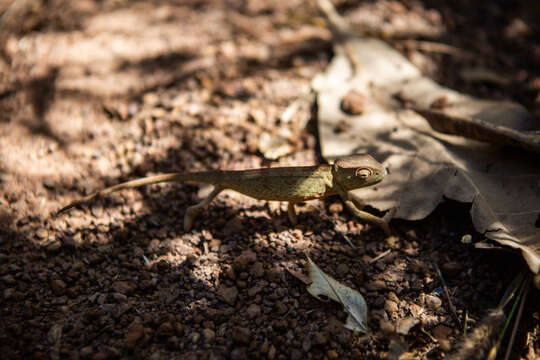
[433,261,461,328]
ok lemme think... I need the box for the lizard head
[333,154,386,191]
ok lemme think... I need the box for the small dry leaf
[305,255,368,332]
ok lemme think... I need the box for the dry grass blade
[448,271,527,360]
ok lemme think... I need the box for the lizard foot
[287,202,298,226]
[184,206,199,232]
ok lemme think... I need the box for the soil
[0,1,539,359]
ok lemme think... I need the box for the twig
[369,249,391,263]
[433,261,461,328]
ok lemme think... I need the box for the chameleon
[57,154,393,234]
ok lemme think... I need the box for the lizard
[57,154,393,234]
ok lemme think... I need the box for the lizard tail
[56,172,210,215]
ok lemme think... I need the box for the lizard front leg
[339,189,392,235]
[184,186,225,231]
[287,202,298,225]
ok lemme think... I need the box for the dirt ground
[1,0,539,359]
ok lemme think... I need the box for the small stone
[313,331,328,345]
[341,90,366,115]
[113,281,135,295]
[336,263,349,277]
[112,293,128,303]
[250,262,264,277]
[80,346,93,358]
[174,322,184,336]
[217,286,238,305]
[124,321,144,349]
[275,301,288,315]
[246,304,261,319]
[328,202,343,214]
[46,241,62,253]
[50,279,66,295]
[365,280,386,291]
[267,345,276,360]
[233,249,257,271]
[209,239,221,252]
[249,283,265,296]
[93,346,119,360]
[302,337,311,352]
[327,349,339,359]
[441,262,463,277]
[232,326,251,344]
[1,274,16,285]
[266,267,283,283]
[384,299,398,315]
[36,228,48,239]
[157,322,173,337]
[425,294,442,310]
[230,347,247,360]
[202,328,215,343]
[385,236,399,248]
[189,332,200,343]
[290,349,302,360]
[379,319,395,334]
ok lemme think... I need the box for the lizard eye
[355,168,371,180]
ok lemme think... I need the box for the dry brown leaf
[305,255,368,332]
[313,0,540,273]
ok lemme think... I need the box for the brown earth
[0,1,539,359]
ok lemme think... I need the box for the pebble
[266,267,283,283]
[267,345,276,360]
[290,349,302,360]
[230,347,247,360]
[328,202,343,214]
[313,331,328,345]
[46,241,62,253]
[384,299,398,315]
[234,249,257,271]
[124,321,144,349]
[50,279,66,295]
[441,262,463,277]
[1,274,16,285]
[217,286,238,305]
[189,332,200,344]
[327,349,339,359]
[157,322,173,337]
[275,301,288,315]
[425,294,442,310]
[232,326,251,344]
[365,280,386,291]
[250,262,264,277]
[202,328,215,343]
[113,281,135,295]
[80,346,93,358]
[246,304,261,319]
[36,228,48,239]
[174,321,184,336]
[336,263,349,277]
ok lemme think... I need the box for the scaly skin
[57,154,392,234]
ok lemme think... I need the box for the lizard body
[58,154,392,234]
